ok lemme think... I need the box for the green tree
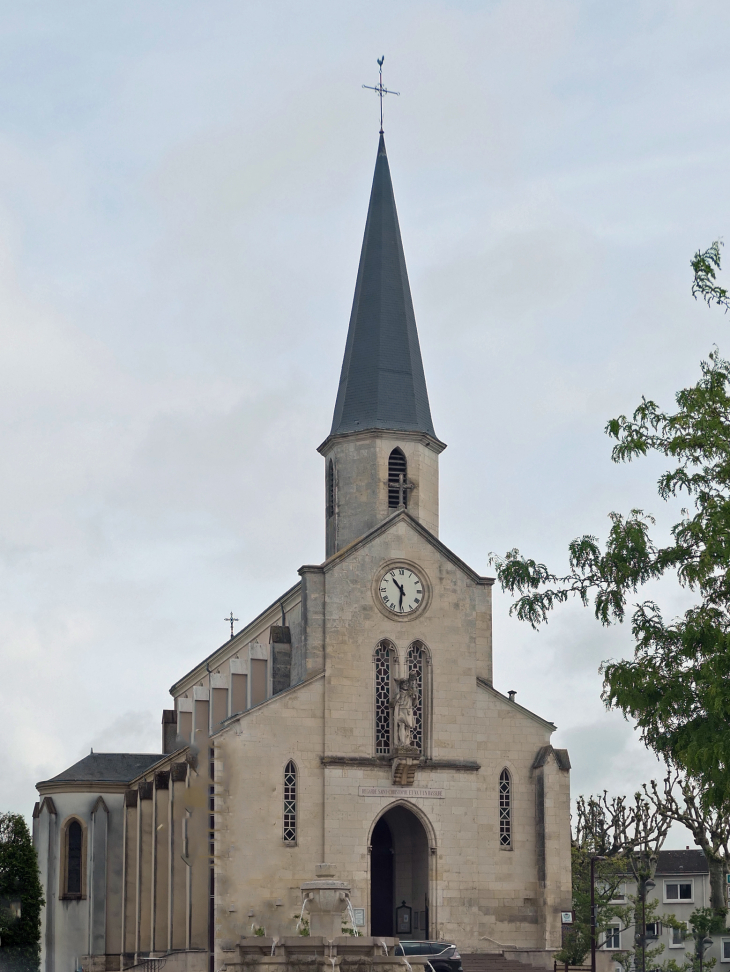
[685,907,723,972]
[645,776,730,920]
[613,892,675,972]
[0,813,44,972]
[562,790,671,967]
[490,243,730,916]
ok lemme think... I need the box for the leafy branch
[692,242,729,313]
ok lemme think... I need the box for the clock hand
[392,578,405,595]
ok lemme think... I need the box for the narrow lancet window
[283,761,297,844]
[499,769,512,847]
[375,643,392,754]
[388,449,408,509]
[407,643,425,753]
[66,820,83,895]
[326,459,335,519]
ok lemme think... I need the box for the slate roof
[42,752,165,785]
[330,134,437,439]
[655,849,708,875]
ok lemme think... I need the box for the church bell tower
[318,135,446,558]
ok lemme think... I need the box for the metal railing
[123,959,168,972]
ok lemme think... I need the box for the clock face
[379,567,424,615]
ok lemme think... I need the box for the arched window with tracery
[283,761,297,844]
[62,818,84,897]
[407,643,426,753]
[499,769,512,848]
[388,448,408,509]
[374,643,394,754]
[326,460,335,519]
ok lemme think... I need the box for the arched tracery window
[407,643,425,753]
[499,769,512,848]
[63,818,84,897]
[388,448,408,509]
[283,761,297,844]
[374,643,393,754]
[326,460,335,519]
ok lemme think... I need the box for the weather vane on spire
[362,56,400,134]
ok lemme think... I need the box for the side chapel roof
[41,752,165,785]
[330,134,437,439]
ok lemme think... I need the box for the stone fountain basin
[238,936,401,958]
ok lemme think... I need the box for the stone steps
[461,954,542,972]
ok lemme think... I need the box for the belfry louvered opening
[326,459,335,519]
[388,449,408,509]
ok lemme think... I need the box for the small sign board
[353,908,365,927]
[358,786,444,799]
[561,912,574,924]
[396,902,412,935]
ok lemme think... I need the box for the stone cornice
[317,427,447,457]
[36,780,130,796]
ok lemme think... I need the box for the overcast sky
[1,2,729,845]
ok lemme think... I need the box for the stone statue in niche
[392,672,419,749]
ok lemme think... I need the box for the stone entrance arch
[369,803,433,939]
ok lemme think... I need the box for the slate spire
[330,135,437,439]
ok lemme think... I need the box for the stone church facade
[34,134,572,972]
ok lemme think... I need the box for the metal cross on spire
[362,56,400,134]
[224,612,238,639]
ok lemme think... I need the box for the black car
[393,941,463,972]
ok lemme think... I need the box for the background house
[599,850,727,970]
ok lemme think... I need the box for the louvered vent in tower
[388,449,407,509]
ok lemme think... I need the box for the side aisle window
[499,769,511,848]
[283,761,297,844]
[62,818,85,898]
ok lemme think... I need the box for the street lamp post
[590,856,607,972]
[699,937,714,972]
[640,879,656,972]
